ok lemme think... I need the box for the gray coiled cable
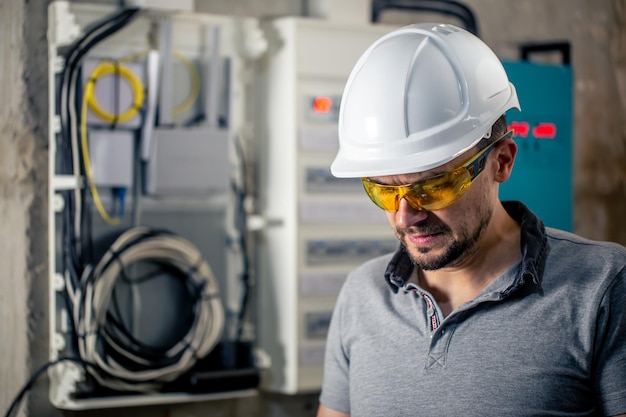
[74,226,225,391]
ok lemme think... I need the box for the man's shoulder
[543,228,626,290]
[546,227,626,259]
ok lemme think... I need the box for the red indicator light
[533,122,557,139]
[509,121,530,138]
[313,96,332,113]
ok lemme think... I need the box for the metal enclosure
[47,1,261,409]
[255,17,399,394]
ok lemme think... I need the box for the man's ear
[493,139,517,183]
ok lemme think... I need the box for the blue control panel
[500,60,573,231]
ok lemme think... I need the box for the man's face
[371,150,497,271]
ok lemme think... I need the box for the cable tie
[76,329,99,339]
[105,246,124,266]
[190,256,204,273]
[201,292,221,303]
[111,60,121,129]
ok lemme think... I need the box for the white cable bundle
[75,227,225,392]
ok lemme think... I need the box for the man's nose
[395,198,429,228]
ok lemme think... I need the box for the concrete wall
[0,0,51,416]
[0,0,624,416]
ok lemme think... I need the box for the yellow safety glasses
[362,130,513,211]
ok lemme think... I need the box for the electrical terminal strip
[53,56,66,75]
[52,115,62,135]
[241,20,269,60]
[49,360,84,408]
[254,348,272,370]
[246,214,267,232]
[53,273,65,292]
[53,193,65,213]
[52,333,66,352]
[49,1,81,47]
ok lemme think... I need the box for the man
[317,23,626,417]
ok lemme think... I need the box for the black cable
[74,227,223,391]
[103,261,198,360]
[82,185,95,265]
[2,357,86,417]
[55,7,139,201]
[61,190,80,286]
[58,8,141,290]
[59,7,140,153]
[111,59,121,129]
[232,135,252,340]
[51,4,226,396]
[58,5,140,286]
[51,6,141,399]
[371,0,479,36]
[58,8,140,207]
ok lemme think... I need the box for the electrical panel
[500,60,573,231]
[47,1,264,410]
[255,17,399,394]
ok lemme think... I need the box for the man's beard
[398,208,492,271]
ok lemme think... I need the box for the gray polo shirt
[319,202,626,416]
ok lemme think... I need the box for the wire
[74,227,225,392]
[2,357,86,417]
[80,85,123,225]
[85,60,145,124]
[232,134,252,340]
[51,5,140,399]
[371,0,480,35]
[171,51,201,116]
[85,51,200,124]
[57,7,141,280]
[116,49,201,116]
[80,59,147,225]
[60,8,140,178]
[77,49,201,225]
[52,5,227,399]
[80,60,145,225]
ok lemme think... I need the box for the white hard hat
[331,23,520,178]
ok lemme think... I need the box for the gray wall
[1,0,624,416]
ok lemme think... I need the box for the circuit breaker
[255,17,399,394]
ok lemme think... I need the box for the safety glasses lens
[362,168,472,211]
[406,169,471,210]
[362,180,399,210]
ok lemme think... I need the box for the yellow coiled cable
[85,61,145,124]
[82,52,201,224]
